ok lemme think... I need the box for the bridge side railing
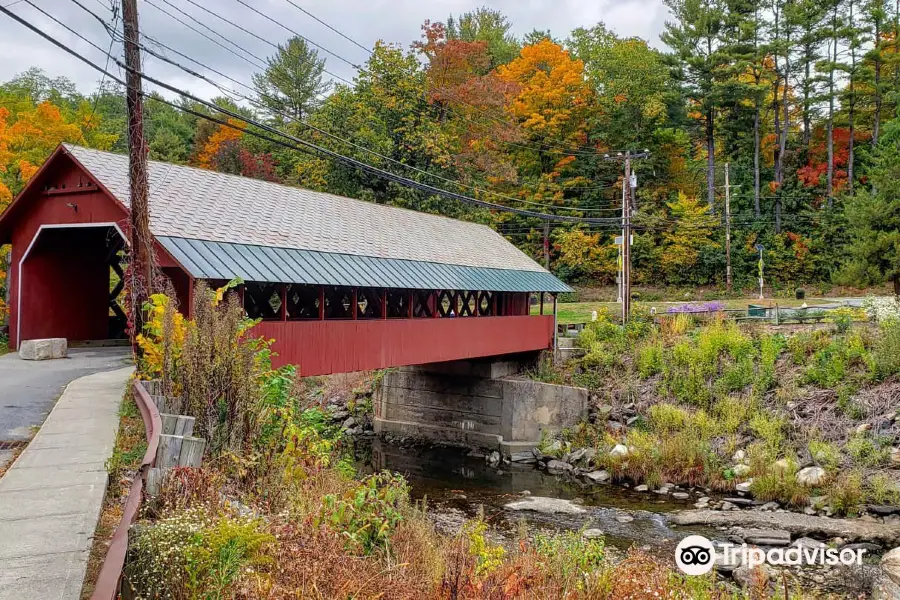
[91,380,161,600]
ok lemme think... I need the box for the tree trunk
[773,72,783,233]
[706,108,715,212]
[874,12,883,147]
[848,1,856,194]
[826,23,836,207]
[754,98,761,218]
[803,42,812,149]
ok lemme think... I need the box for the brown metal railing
[91,380,161,600]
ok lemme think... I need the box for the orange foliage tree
[798,127,871,197]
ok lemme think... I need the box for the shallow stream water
[354,440,718,554]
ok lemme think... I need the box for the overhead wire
[0,4,626,227]
[65,0,622,216]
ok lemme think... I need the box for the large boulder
[504,496,586,515]
[874,547,900,599]
[19,338,67,361]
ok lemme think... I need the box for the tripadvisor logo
[676,535,716,575]
[675,535,867,576]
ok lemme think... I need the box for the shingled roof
[62,145,570,293]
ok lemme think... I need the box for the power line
[0,5,624,228]
[166,0,602,159]
[65,0,620,217]
[280,0,372,55]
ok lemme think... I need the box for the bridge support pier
[374,354,588,455]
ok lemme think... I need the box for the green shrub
[636,342,663,378]
[714,397,750,435]
[847,433,892,468]
[466,518,506,576]
[829,471,865,516]
[749,411,786,452]
[787,330,829,364]
[750,460,809,506]
[533,528,605,587]
[647,403,689,432]
[867,473,900,505]
[873,320,900,379]
[807,440,841,472]
[756,334,785,393]
[526,356,566,384]
[319,471,409,554]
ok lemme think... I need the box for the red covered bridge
[0,145,570,376]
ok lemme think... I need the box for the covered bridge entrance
[0,145,570,376]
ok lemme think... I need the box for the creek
[354,439,719,555]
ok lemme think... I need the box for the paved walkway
[0,348,131,469]
[0,365,134,600]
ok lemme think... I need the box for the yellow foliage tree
[554,228,617,283]
[496,39,592,140]
[660,192,719,282]
[0,101,90,212]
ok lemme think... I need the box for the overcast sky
[0,0,670,100]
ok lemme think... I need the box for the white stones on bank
[18,338,67,360]
[796,466,827,486]
[504,496,587,515]
[609,443,629,458]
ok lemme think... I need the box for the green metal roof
[158,236,573,293]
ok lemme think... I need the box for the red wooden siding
[255,315,555,376]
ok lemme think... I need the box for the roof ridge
[62,143,508,235]
[62,143,555,276]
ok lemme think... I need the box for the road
[0,347,132,469]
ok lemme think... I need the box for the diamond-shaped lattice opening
[387,290,410,318]
[287,284,320,320]
[324,286,353,319]
[413,291,433,318]
[478,291,493,316]
[357,288,383,319]
[437,291,454,317]
[459,291,476,317]
[268,290,283,315]
[244,282,281,320]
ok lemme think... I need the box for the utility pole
[122,0,154,343]
[605,150,649,323]
[623,153,632,324]
[725,162,732,294]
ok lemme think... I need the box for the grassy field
[539,297,855,324]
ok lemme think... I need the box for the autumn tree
[494,39,593,208]
[660,192,720,282]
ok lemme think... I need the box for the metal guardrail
[91,380,161,600]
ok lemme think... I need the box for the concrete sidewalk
[0,366,134,600]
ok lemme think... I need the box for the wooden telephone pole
[122,0,154,341]
[605,150,649,323]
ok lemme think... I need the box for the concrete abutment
[374,354,588,455]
